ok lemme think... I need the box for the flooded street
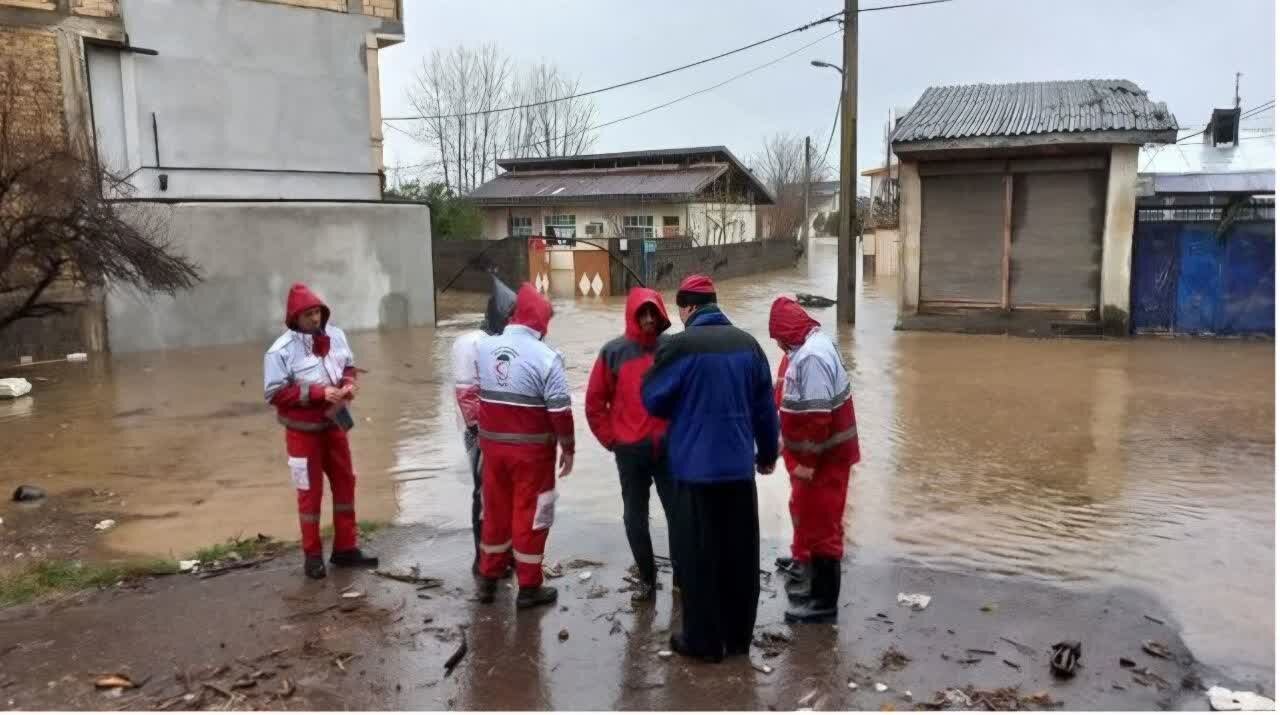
[1,240,1273,682]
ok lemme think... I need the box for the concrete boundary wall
[106,201,433,353]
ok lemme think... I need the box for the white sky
[379,0,1276,191]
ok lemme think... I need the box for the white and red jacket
[452,329,484,430]
[769,297,860,471]
[476,284,574,454]
[263,283,357,431]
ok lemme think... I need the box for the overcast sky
[379,0,1275,191]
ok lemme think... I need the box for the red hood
[509,283,553,337]
[624,287,671,347]
[768,296,820,349]
[285,283,329,332]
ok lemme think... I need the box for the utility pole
[1234,71,1242,108]
[836,0,858,324]
[803,136,811,244]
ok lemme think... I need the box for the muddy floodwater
[0,240,1272,681]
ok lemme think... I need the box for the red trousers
[789,461,853,560]
[478,445,556,588]
[286,427,359,557]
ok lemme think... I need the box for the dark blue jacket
[641,305,779,483]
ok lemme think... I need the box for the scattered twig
[285,603,339,620]
[1002,659,1021,670]
[443,628,469,675]
[201,682,235,701]
[1143,614,1166,625]
[966,648,997,656]
[198,557,273,579]
[999,636,1036,657]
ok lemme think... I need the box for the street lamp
[810,60,844,74]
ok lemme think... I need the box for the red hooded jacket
[769,296,859,471]
[585,288,672,450]
[266,283,357,426]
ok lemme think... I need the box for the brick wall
[249,0,399,18]
[71,0,119,18]
[0,26,64,148]
[432,238,528,294]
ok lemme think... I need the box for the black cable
[820,91,841,165]
[861,0,953,12]
[1172,99,1275,144]
[490,29,842,158]
[385,10,842,122]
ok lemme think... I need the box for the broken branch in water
[443,628,469,675]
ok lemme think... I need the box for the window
[584,222,605,237]
[623,215,654,239]
[544,214,576,238]
[511,216,533,237]
[662,215,680,237]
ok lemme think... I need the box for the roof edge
[893,128,1178,155]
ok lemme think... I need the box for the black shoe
[785,562,812,602]
[775,556,795,571]
[330,548,379,568]
[477,577,498,604]
[669,634,723,664]
[630,581,657,604]
[304,555,326,580]
[785,558,840,624]
[516,586,558,609]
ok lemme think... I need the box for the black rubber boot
[477,577,498,604]
[669,634,723,664]
[304,555,326,580]
[785,561,812,601]
[516,586,558,609]
[330,548,379,568]
[784,558,840,624]
[775,556,794,571]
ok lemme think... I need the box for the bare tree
[0,70,199,334]
[407,44,512,194]
[407,47,596,192]
[506,63,597,158]
[753,133,829,239]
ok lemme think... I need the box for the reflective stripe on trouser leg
[479,450,515,580]
[325,430,359,551]
[512,549,543,564]
[510,449,556,589]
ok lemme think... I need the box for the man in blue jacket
[642,274,779,663]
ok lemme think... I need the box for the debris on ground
[751,662,772,674]
[999,636,1036,657]
[896,592,932,610]
[564,558,605,570]
[92,674,135,690]
[586,584,608,599]
[658,650,673,659]
[1206,686,1276,711]
[1049,640,1081,677]
[374,565,442,587]
[848,681,859,691]
[1002,659,1021,670]
[93,519,116,531]
[874,683,888,693]
[1144,614,1166,625]
[1119,657,1136,668]
[0,377,32,399]
[443,628,468,676]
[1130,666,1171,690]
[543,562,564,579]
[177,559,199,573]
[795,293,837,308]
[578,571,593,581]
[12,485,46,502]
[752,629,791,658]
[797,688,821,708]
[880,646,912,671]
[67,352,88,362]
[558,628,570,642]
[980,602,997,613]
[925,686,1062,711]
[1141,640,1172,660]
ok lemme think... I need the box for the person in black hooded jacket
[450,273,518,574]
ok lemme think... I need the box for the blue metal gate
[1132,211,1274,336]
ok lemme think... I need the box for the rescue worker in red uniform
[475,284,574,608]
[768,296,860,623]
[264,283,379,579]
[774,351,809,587]
[585,287,674,603]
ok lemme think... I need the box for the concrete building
[891,79,1177,336]
[0,0,432,357]
[467,146,774,245]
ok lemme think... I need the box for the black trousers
[615,445,675,585]
[671,478,760,659]
[465,427,483,566]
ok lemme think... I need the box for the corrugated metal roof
[466,165,728,205]
[891,79,1178,144]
